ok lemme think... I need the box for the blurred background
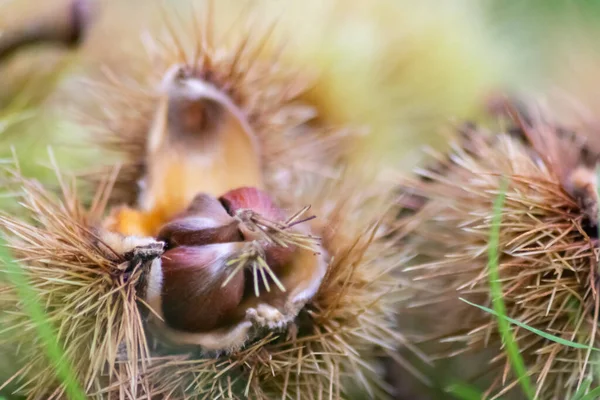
[3,0,600,398]
[5,0,600,182]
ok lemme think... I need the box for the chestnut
[157,193,242,247]
[148,187,319,336]
[220,187,295,269]
[159,243,246,333]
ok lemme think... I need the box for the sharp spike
[157,1,187,64]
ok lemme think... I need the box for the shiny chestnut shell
[220,187,294,268]
[160,244,245,333]
[157,193,242,247]
[220,186,286,223]
[156,187,305,334]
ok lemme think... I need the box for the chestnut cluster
[153,186,305,334]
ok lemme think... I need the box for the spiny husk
[142,180,410,399]
[80,6,352,207]
[398,113,600,399]
[64,0,503,172]
[0,164,160,399]
[0,168,409,399]
[0,8,410,400]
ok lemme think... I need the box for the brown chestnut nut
[157,193,242,248]
[220,187,295,269]
[161,187,302,271]
[150,187,319,333]
[220,187,286,227]
[159,243,246,333]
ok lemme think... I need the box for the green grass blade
[0,110,35,136]
[578,386,600,400]
[572,377,593,400]
[0,238,85,400]
[446,381,484,400]
[461,298,600,351]
[486,178,535,399]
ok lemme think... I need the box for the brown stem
[0,0,91,61]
